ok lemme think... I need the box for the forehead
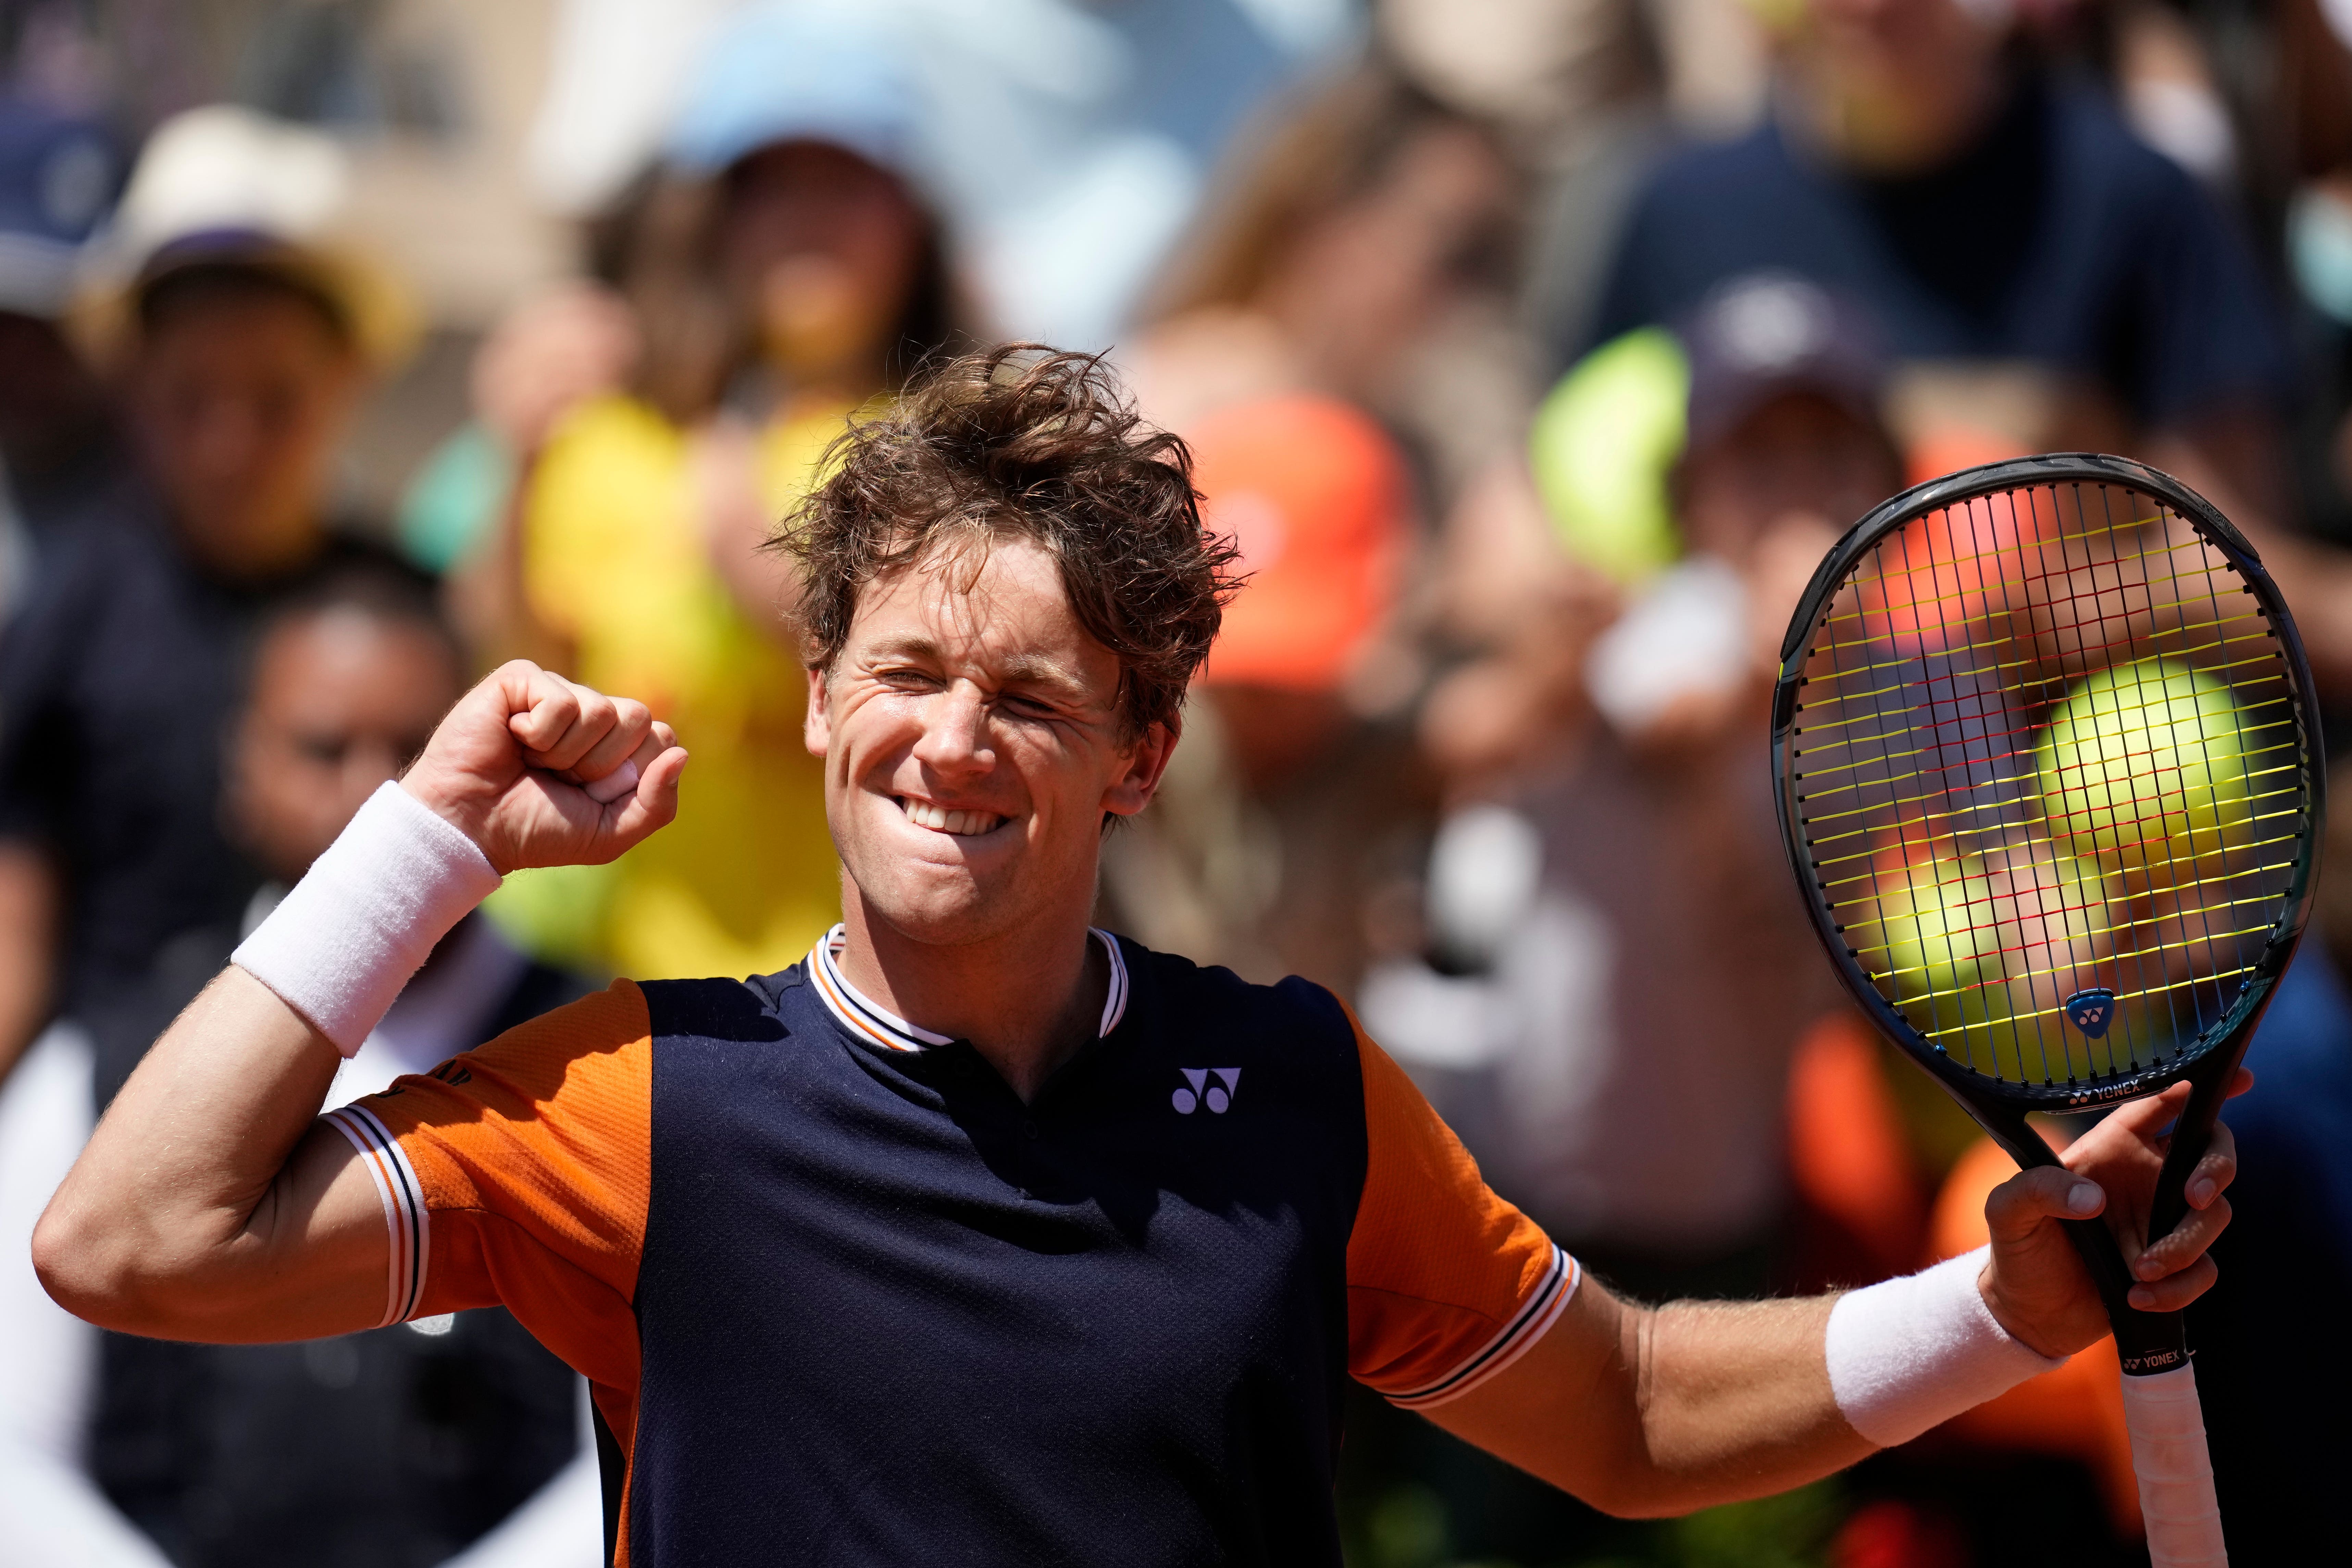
[844,534,1121,699]
[251,608,458,710]
[139,286,352,373]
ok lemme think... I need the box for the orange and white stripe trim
[324,1105,429,1328]
[809,923,1130,1052]
[1386,1244,1579,1410]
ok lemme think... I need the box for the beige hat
[72,105,417,368]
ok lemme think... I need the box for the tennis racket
[1771,454,2323,1567]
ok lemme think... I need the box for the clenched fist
[400,661,687,873]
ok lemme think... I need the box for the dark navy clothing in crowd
[1585,72,2290,429]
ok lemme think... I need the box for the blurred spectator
[456,5,964,980]
[1571,0,2352,691]
[1584,0,2288,457]
[1096,391,1418,990]
[0,106,409,1089]
[525,0,1355,349]
[1103,61,1518,993]
[1376,0,1681,374]
[394,281,640,576]
[0,99,124,562]
[0,558,600,1568]
[1131,60,1519,452]
[1400,275,1891,1283]
[2274,1,2352,558]
[1347,272,1907,1563]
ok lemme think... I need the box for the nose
[910,681,994,777]
[188,400,264,482]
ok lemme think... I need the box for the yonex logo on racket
[1172,1068,1241,1115]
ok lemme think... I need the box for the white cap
[74,105,415,366]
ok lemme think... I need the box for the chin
[859,875,1016,949]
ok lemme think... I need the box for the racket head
[1773,453,2323,1113]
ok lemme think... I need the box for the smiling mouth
[897,796,1009,836]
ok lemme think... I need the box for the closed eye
[996,692,1066,719]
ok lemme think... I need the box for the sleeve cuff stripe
[1386,1245,1579,1410]
[323,1106,430,1327]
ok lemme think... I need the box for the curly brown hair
[777,345,1243,740]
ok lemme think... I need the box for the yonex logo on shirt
[1173,1068,1241,1115]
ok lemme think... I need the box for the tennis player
[36,349,2239,1565]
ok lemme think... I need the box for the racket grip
[2120,1362,2228,1567]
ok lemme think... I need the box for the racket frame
[1770,452,2324,1374]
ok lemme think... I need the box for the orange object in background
[1904,423,2029,490]
[1786,1011,1930,1288]
[1928,1136,2143,1539]
[1190,393,1408,694]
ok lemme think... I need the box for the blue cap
[662,4,920,179]
[0,99,120,315]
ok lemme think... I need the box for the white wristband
[232,782,502,1056]
[1824,1246,2066,1447]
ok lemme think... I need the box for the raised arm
[32,662,684,1341]
[1427,1078,2240,1516]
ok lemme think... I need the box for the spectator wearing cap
[1365,277,1911,1562]
[0,106,411,1089]
[0,99,124,596]
[1094,391,1417,992]
[448,3,965,983]
[1402,272,1897,1287]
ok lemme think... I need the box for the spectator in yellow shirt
[458,7,965,979]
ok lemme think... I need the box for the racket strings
[1817,525,2244,645]
[1841,868,2293,973]
[1797,669,2293,787]
[1787,482,2308,1088]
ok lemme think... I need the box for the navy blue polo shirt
[336,928,1576,1565]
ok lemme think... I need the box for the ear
[804,665,833,758]
[1102,715,1181,819]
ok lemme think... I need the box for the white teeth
[900,798,1006,836]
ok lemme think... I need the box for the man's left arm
[1349,1029,2239,1516]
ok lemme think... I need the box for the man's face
[1776,0,2003,172]
[129,288,360,580]
[806,535,1175,948]
[226,608,462,885]
[723,140,925,385]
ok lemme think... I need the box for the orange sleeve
[1347,1021,1578,1409]
[323,980,653,1402]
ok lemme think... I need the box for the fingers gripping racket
[1771,455,2323,1566]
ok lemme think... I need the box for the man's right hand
[401,661,686,874]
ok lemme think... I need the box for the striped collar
[807,923,1130,1054]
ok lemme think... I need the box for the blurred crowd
[2,1,2352,1565]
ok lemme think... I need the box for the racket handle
[2145,1067,2231,1247]
[2120,1362,2228,1567]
